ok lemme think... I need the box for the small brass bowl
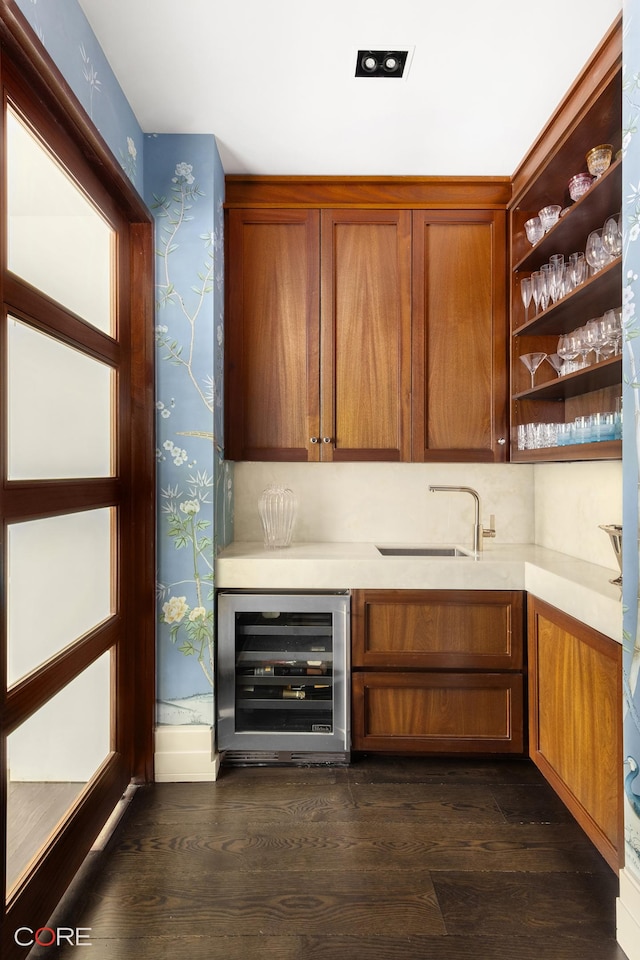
[586,143,613,178]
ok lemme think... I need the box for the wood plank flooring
[38,756,626,960]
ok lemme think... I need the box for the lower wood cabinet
[351,589,524,754]
[528,596,623,871]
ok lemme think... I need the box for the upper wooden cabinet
[320,209,412,461]
[412,209,507,461]
[224,179,510,463]
[225,208,320,461]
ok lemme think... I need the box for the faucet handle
[483,514,496,539]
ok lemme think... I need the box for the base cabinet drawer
[352,671,524,754]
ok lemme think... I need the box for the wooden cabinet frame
[528,596,623,870]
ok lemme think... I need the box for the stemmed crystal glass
[520,351,547,389]
[520,276,533,322]
[548,254,565,303]
[602,308,622,355]
[546,353,564,376]
[585,229,611,274]
[557,333,580,373]
[531,270,544,315]
[584,317,606,363]
[602,214,622,258]
[568,251,586,288]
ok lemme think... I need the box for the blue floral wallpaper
[15,0,143,193]
[145,136,231,725]
[623,0,640,887]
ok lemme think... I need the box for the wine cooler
[217,592,350,763]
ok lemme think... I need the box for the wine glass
[557,333,580,373]
[584,317,606,363]
[520,352,547,389]
[602,308,622,355]
[520,277,533,322]
[602,214,622,258]
[575,325,594,368]
[585,229,610,274]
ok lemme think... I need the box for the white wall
[233,459,622,569]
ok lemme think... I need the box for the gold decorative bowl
[586,144,613,178]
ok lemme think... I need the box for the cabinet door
[411,210,508,461]
[528,596,622,871]
[352,589,523,670]
[352,671,524,754]
[225,208,320,461]
[320,209,412,461]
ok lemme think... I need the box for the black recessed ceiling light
[355,50,408,78]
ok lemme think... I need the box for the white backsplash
[233,461,535,548]
[232,459,622,569]
[534,460,622,568]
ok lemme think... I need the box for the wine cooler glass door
[217,593,350,753]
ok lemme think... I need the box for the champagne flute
[531,270,544,315]
[520,352,547,389]
[520,276,533,322]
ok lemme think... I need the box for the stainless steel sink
[376,546,470,557]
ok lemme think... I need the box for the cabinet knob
[322,437,332,444]
[497,437,506,445]
[309,436,319,444]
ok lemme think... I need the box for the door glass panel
[6,106,114,336]
[7,509,114,686]
[7,317,114,479]
[5,651,112,895]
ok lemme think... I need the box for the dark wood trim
[127,221,156,782]
[4,619,121,734]
[225,175,512,209]
[510,12,622,208]
[2,478,120,522]
[4,753,128,948]
[4,277,122,365]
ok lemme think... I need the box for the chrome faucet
[428,485,495,553]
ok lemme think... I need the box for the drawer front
[352,589,523,669]
[352,671,524,754]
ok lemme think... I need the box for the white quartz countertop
[215,541,623,643]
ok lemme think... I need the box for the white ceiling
[77,0,623,177]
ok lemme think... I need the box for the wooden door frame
[0,0,155,952]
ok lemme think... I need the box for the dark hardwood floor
[37,755,626,960]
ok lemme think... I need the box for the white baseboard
[154,725,221,782]
[617,867,640,960]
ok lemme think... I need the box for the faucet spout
[428,485,483,553]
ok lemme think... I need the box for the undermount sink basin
[376,546,471,557]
